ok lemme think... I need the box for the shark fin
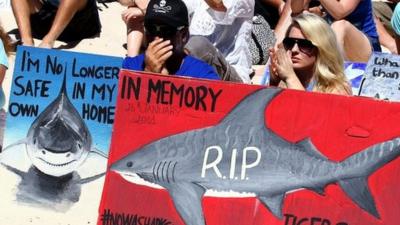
[338,177,380,219]
[220,88,281,126]
[167,182,206,225]
[297,138,329,161]
[258,194,285,219]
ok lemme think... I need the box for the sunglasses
[144,24,185,38]
[282,37,316,54]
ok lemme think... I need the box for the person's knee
[185,36,216,59]
[331,20,350,34]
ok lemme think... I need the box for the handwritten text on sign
[359,52,400,101]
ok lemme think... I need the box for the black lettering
[72,82,86,99]
[13,76,25,96]
[297,218,309,225]
[82,103,114,124]
[161,80,171,104]
[209,89,222,112]
[92,84,106,100]
[147,79,162,103]
[45,56,63,74]
[321,219,331,225]
[21,51,40,73]
[284,214,297,225]
[170,82,184,107]
[195,86,208,111]
[311,217,322,225]
[184,86,195,107]
[9,102,38,117]
[121,76,141,100]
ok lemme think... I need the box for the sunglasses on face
[282,37,316,54]
[144,24,185,38]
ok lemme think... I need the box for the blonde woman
[269,13,351,95]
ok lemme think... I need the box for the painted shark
[1,75,107,178]
[111,88,400,225]
[0,75,107,210]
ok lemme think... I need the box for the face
[145,24,188,55]
[283,26,317,71]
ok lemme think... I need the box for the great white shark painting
[0,76,107,211]
[111,87,400,225]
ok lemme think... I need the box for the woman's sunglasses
[282,37,316,54]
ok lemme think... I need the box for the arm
[121,0,149,56]
[0,65,6,86]
[318,0,361,20]
[10,0,37,46]
[269,44,305,91]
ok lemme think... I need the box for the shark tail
[338,137,400,219]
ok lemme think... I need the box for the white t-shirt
[182,0,254,83]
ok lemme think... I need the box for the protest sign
[99,70,400,225]
[0,46,122,224]
[359,52,400,100]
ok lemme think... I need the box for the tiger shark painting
[111,87,400,225]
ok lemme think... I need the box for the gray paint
[112,88,400,225]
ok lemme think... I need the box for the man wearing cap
[122,0,220,80]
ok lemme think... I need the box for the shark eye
[78,143,82,149]
[127,161,133,168]
[33,138,37,145]
[42,150,46,155]
[66,153,71,157]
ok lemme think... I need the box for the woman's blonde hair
[287,13,351,94]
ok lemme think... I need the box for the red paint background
[98,70,400,225]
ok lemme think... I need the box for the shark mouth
[38,157,77,167]
[117,172,164,190]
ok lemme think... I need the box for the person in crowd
[373,0,399,54]
[118,0,147,57]
[122,0,220,80]
[292,0,381,62]
[391,3,400,54]
[269,13,351,95]
[10,0,101,48]
[121,0,254,83]
[183,0,254,83]
[0,25,11,150]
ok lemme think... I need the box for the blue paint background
[3,46,123,155]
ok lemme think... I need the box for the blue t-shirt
[122,54,220,80]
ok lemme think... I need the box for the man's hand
[144,38,173,74]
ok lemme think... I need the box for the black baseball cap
[144,0,189,29]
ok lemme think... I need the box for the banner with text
[359,52,400,100]
[0,46,122,225]
[99,70,400,225]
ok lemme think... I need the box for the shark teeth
[119,173,164,190]
[38,157,76,167]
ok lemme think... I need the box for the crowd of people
[1,0,399,95]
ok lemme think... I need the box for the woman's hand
[269,44,305,90]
